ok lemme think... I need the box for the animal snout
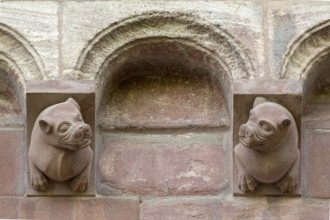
[74,124,92,138]
[239,124,254,137]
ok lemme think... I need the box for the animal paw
[238,173,258,192]
[70,174,89,192]
[31,172,48,191]
[276,174,297,193]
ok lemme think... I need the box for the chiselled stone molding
[74,12,254,85]
[281,20,330,79]
[0,23,46,81]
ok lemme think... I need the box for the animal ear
[66,97,81,111]
[253,97,268,108]
[281,118,291,128]
[39,118,54,134]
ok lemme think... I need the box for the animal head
[38,98,92,151]
[238,97,293,152]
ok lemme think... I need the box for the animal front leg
[276,150,300,193]
[70,161,91,192]
[29,158,48,191]
[235,152,258,192]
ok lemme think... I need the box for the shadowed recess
[99,40,230,130]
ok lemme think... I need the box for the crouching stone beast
[28,98,93,192]
[234,97,300,193]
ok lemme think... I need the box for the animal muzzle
[238,124,254,137]
[60,123,92,150]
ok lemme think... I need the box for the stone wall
[0,0,330,219]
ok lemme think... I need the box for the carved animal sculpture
[234,97,300,193]
[28,98,93,192]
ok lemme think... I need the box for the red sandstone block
[141,199,221,220]
[103,198,140,220]
[17,198,51,219]
[265,197,329,220]
[72,198,140,220]
[49,199,74,220]
[303,127,330,198]
[0,198,19,219]
[221,198,268,219]
[99,132,227,195]
[0,129,25,196]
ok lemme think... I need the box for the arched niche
[99,38,230,129]
[74,12,255,129]
[0,24,46,80]
[281,20,330,79]
[0,58,25,127]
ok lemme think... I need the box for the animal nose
[82,124,92,136]
[245,127,254,137]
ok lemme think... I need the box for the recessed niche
[0,61,24,127]
[303,53,330,198]
[99,40,230,130]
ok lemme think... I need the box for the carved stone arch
[0,23,46,80]
[0,55,25,126]
[281,20,330,79]
[75,12,254,82]
[75,12,255,127]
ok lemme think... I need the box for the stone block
[0,129,25,196]
[26,80,96,196]
[0,1,59,79]
[303,125,330,198]
[0,197,140,220]
[99,132,228,196]
[141,198,222,220]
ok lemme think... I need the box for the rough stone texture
[0,1,59,79]
[0,129,25,196]
[302,126,330,198]
[100,69,229,129]
[62,1,263,78]
[0,198,140,220]
[99,132,228,196]
[0,0,330,218]
[141,199,222,220]
[269,2,330,79]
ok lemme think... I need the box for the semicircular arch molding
[281,20,330,79]
[0,23,46,81]
[75,12,255,82]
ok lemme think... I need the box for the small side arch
[281,20,330,80]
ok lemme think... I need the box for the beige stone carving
[234,97,300,193]
[28,98,93,192]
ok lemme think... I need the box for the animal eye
[76,114,83,122]
[259,121,273,133]
[58,122,70,133]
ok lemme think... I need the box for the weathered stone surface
[303,126,330,198]
[0,1,59,79]
[0,197,140,220]
[0,130,25,196]
[141,199,222,220]
[62,1,262,79]
[221,197,268,219]
[265,197,329,220]
[99,132,227,195]
[99,69,229,129]
[268,2,330,79]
